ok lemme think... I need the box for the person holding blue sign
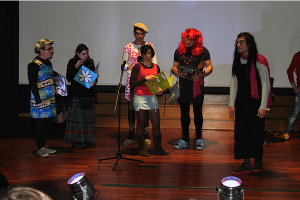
[64,44,97,150]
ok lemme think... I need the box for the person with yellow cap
[121,23,157,146]
[27,38,57,158]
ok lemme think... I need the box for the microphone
[121,61,126,71]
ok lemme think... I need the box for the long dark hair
[73,43,93,68]
[232,32,258,76]
[137,44,155,62]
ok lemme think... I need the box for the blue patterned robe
[29,58,56,118]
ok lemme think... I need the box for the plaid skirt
[64,97,96,142]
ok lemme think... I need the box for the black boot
[72,141,83,150]
[153,134,169,155]
[253,159,263,172]
[137,135,149,157]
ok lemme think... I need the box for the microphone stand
[99,65,143,170]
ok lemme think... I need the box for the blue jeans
[285,87,300,134]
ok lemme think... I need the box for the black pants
[179,102,203,142]
[34,117,54,149]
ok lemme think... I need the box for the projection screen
[19,1,300,88]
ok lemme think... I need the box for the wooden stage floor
[1,121,300,200]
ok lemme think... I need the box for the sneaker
[253,160,263,172]
[145,139,151,145]
[283,133,290,141]
[196,139,204,150]
[36,147,49,158]
[174,139,188,149]
[231,163,252,174]
[45,145,56,154]
[123,138,134,146]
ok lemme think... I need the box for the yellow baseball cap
[34,38,54,54]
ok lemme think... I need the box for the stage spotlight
[216,176,244,200]
[67,172,95,200]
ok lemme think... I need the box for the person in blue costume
[27,39,57,158]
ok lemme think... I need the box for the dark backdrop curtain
[0,1,19,135]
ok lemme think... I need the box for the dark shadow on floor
[106,131,128,144]
[249,168,289,179]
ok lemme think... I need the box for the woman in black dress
[229,32,271,174]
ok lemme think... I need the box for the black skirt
[234,62,265,159]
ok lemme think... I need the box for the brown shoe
[231,163,252,174]
[283,133,290,141]
[137,135,149,157]
[253,160,263,172]
[138,146,150,157]
[144,139,151,145]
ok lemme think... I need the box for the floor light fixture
[216,176,244,200]
[67,172,95,200]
